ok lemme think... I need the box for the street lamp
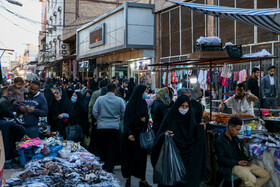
[6,0,23,6]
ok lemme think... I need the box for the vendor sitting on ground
[219,83,258,116]
[215,117,270,186]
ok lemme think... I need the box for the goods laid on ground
[5,153,119,187]
[4,133,120,187]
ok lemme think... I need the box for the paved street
[114,155,211,187]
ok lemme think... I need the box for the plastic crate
[194,44,223,52]
[226,45,242,59]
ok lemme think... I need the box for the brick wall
[63,0,155,42]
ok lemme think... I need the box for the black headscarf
[128,78,136,95]
[80,89,93,111]
[157,95,197,145]
[66,86,74,99]
[124,84,148,135]
[127,84,147,119]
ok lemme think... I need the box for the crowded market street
[1,0,280,187]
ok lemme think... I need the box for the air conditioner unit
[46,20,50,25]
[50,16,53,21]
[58,6,62,12]
[60,43,70,56]
[53,12,57,17]
[52,26,57,31]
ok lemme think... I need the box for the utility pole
[0,48,14,84]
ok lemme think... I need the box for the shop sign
[89,23,105,48]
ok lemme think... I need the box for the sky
[0,0,41,60]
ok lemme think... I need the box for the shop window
[193,0,205,43]
[257,0,278,42]
[236,0,254,44]
[219,0,234,45]
[170,8,180,56]
[181,6,192,55]
[160,12,170,57]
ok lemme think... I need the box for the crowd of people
[0,75,273,187]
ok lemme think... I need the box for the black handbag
[139,126,155,149]
[66,124,84,142]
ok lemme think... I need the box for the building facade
[77,2,156,89]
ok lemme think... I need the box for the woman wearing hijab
[177,88,204,124]
[66,86,74,100]
[121,84,152,187]
[151,95,207,187]
[150,87,174,135]
[78,89,93,140]
[48,87,76,139]
[128,78,136,96]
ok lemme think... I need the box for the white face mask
[56,96,61,101]
[178,108,189,115]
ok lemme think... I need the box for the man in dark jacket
[0,87,15,119]
[20,81,48,138]
[215,117,270,186]
[116,78,130,102]
[246,67,260,107]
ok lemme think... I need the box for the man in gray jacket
[92,83,125,172]
[261,66,278,109]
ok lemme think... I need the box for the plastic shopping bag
[153,135,187,185]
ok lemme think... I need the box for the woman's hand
[140,117,146,123]
[165,130,174,137]
[58,113,64,119]
[128,135,135,141]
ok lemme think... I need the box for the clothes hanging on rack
[238,69,248,83]
[233,72,239,81]
[198,70,208,90]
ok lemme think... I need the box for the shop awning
[170,1,280,33]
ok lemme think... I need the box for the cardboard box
[189,50,229,59]
[0,131,5,187]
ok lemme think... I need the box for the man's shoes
[125,179,131,187]
[139,181,152,187]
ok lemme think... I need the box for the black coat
[0,96,15,119]
[191,100,204,124]
[151,100,169,136]
[121,84,149,180]
[0,120,26,160]
[152,95,207,187]
[215,133,248,181]
[48,94,76,139]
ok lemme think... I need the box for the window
[170,8,180,56]
[219,0,234,45]
[236,0,254,44]
[181,6,192,54]
[160,12,170,57]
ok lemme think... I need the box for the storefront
[76,2,156,90]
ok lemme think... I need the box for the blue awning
[170,1,280,33]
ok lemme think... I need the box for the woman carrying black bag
[151,95,207,187]
[48,87,76,139]
[121,84,152,187]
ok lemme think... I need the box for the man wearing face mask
[92,83,125,173]
[261,66,279,110]
[20,80,48,138]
